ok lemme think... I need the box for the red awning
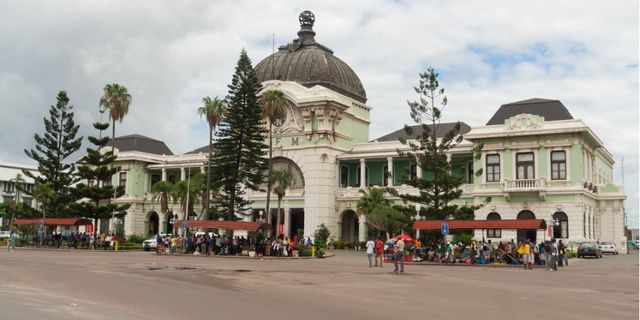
[413,219,547,230]
[14,218,93,226]
[173,220,264,232]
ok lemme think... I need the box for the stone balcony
[336,184,474,200]
[501,178,546,200]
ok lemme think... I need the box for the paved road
[0,249,637,320]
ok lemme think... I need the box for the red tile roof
[413,219,547,230]
[174,220,264,232]
[14,218,93,226]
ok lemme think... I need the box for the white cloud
[0,0,637,225]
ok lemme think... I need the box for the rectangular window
[486,154,500,182]
[487,229,501,238]
[551,151,566,180]
[119,172,127,187]
[410,164,417,183]
[467,161,474,184]
[383,165,389,186]
[516,152,535,179]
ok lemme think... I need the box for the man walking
[8,231,17,251]
[558,240,568,267]
[550,238,559,271]
[365,237,375,268]
[375,238,384,267]
[394,236,405,273]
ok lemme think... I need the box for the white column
[387,157,393,186]
[358,214,367,242]
[416,163,422,179]
[200,166,205,173]
[180,167,186,181]
[359,158,366,188]
[161,168,167,182]
[284,207,291,239]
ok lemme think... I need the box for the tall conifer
[69,121,129,248]
[211,49,268,220]
[24,91,82,216]
[391,68,486,220]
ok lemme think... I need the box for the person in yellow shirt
[520,239,532,270]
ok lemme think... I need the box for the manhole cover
[147,266,167,271]
[234,269,252,273]
[175,267,197,270]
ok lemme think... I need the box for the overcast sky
[0,0,638,226]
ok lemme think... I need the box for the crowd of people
[19,232,119,249]
[155,233,315,257]
[363,236,570,271]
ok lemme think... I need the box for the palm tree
[197,96,226,218]
[258,89,287,228]
[269,169,294,236]
[99,83,132,154]
[32,182,55,246]
[357,188,400,239]
[171,173,206,221]
[150,181,174,214]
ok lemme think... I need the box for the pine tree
[23,91,82,216]
[69,121,129,248]
[390,68,486,220]
[210,49,268,220]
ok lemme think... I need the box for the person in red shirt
[375,238,384,267]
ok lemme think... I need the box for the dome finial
[297,10,316,42]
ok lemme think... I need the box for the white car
[143,234,171,251]
[599,241,618,255]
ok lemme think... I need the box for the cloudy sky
[1,0,638,226]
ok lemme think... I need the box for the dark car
[577,242,602,258]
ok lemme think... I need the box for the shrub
[453,233,474,245]
[127,234,146,244]
[313,224,331,257]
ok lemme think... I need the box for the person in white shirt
[365,237,375,268]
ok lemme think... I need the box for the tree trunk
[276,196,282,238]
[265,123,273,226]
[205,127,212,219]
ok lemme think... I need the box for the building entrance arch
[340,210,359,242]
[147,211,159,236]
[516,210,536,242]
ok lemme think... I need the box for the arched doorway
[516,210,536,242]
[147,211,159,236]
[340,210,359,242]
[552,212,569,239]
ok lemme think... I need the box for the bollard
[311,245,315,258]
[115,240,118,251]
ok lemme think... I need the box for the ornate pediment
[505,113,544,131]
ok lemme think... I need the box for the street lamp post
[414,204,422,240]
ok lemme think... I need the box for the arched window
[486,212,501,238]
[552,212,569,238]
[270,157,305,188]
[517,210,536,220]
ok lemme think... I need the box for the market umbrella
[394,234,414,242]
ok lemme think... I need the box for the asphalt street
[0,248,637,320]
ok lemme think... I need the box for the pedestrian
[394,235,405,273]
[375,238,384,267]
[518,239,532,270]
[365,237,375,267]
[550,238,559,271]
[544,241,553,271]
[558,240,568,267]
[8,231,17,251]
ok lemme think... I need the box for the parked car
[577,242,602,258]
[143,233,171,251]
[599,241,618,255]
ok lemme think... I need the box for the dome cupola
[255,11,367,103]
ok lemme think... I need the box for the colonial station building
[104,12,627,252]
